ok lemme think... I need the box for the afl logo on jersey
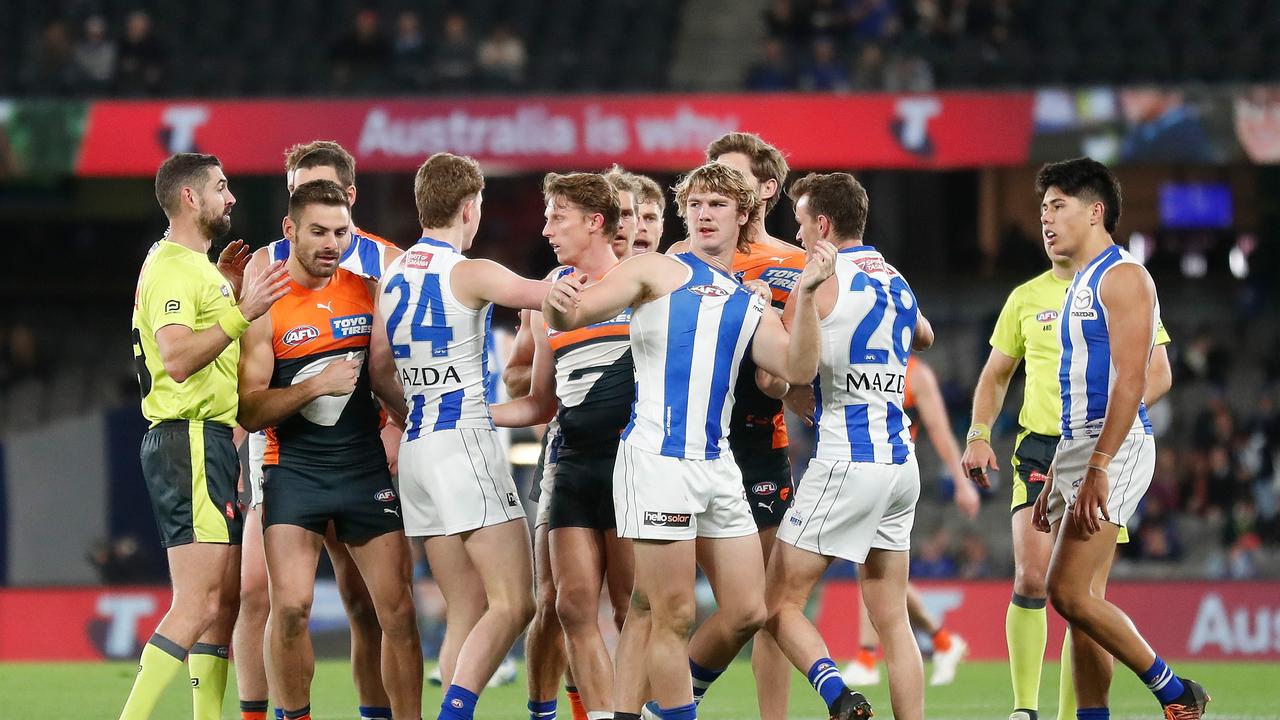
[405,251,434,270]
[374,488,397,502]
[688,284,729,298]
[1037,310,1058,323]
[752,482,777,496]
[283,325,320,346]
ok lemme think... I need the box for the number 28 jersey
[813,245,919,465]
[379,237,494,441]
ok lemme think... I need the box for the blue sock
[1139,656,1185,705]
[529,699,557,720]
[274,709,284,720]
[659,702,697,720]
[1077,708,1109,720]
[807,657,846,711]
[440,684,479,720]
[360,707,393,720]
[689,659,725,704]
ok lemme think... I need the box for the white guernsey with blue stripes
[380,237,495,441]
[1059,244,1159,440]
[621,252,766,460]
[268,229,390,280]
[812,245,918,464]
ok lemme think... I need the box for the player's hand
[742,278,772,303]
[314,358,360,397]
[799,240,837,292]
[216,239,252,298]
[961,439,998,489]
[1031,484,1052,533]
[783,383,816,427]
[547,272,587,314]
[239,260,291,320]
[953,475,980,519]
[1071,467,1110,535]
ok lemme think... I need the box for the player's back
[381,237,493,440]
[1059,244,1159,439]
[622,252,765,460]
[814,245,918,464]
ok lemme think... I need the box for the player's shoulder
[543,265,573,282]
[1009,269,1060,301]
[352,227,397,248]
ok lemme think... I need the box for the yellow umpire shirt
[989,269,1171,438]
[131,239,241,428]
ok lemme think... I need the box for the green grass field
[3,659,1274,719]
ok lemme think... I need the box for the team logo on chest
[688,284,730,298]
[283,325,320,346]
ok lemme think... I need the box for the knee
[273,602,312,639]
[554,584,600,632]
[1046,575,1084,621]
[379,592,420,639]
[1013,564,1048,599]
[239,578,269,618]
[649,596,697,639]
[338,587,379,632]
[494,589,536,630]
[731,602,768,639]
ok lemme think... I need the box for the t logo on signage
[160,106,210,153]
[892,97,941,158]
[95,593,157,659]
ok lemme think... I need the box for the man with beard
[122,153,289,720]
[236,180,422,720]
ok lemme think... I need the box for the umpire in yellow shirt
[961,239,1170,720]
[120,153,288,720]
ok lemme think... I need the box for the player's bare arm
[1144,343,1172,406]
[154,260,289,383]
[368,297,409,424]
[1072,262,1156,535]
[503,309,537,399]
[913,312,935,350]
[543,251,671,331]
[490,311,558,428]
[236,311,360,432]
[451,258,551,311]
[757,240,835,384]
[911,360,980,518]
[961,348,1021,488]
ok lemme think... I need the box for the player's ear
[346,184,357,207]
[282,215,295,241]
[760,177,778,202]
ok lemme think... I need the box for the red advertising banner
[3,581,1277,661]
[75,93,1034,177]
[815,580,1280,662]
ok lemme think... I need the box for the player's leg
[234,505,273,720]
[632,538,698,711]
[551,526,613,716]
[752,525,793,720]
[604,532,634,633]
[686,533,767,705]
[527,519,570,720]
[190,543,241,720]
[862,548,924,720]
[443,518,536,717]
[346,531,423,720]
[325,527,391,716]
[1007,503,1053,719]
[843,598,881,686]
[424,533,488,687]
[1066,538,1117,713]
[263,525,325,716]
[763,541,861,717]
[612,585,651,719]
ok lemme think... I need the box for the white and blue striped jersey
[1059,245,1158,439]
[621,252,766,460]
[380,237,494,441]
[813,245,918,464]
[269,227,393,280]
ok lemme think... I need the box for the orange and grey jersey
[545,266,634,456]
[264,268,386,471]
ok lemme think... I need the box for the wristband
[217,306,250,340]
[1092,450,1114,459]
[965,424,991,444]
[1087,464,1108,474]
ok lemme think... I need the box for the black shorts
[548,452,616,531]
[263,463,402,543]
[734,445,794,529]
[1010,431,1058,513]
[140,420,243,547]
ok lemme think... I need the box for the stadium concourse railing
[5,86,1280,180]
[2,580,1278,662]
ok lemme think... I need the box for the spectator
[330,8,391,94]
[88,536,157,584]
[883,50,935,91]
[391,10,428,90]
[21,20,79,95]
[763,0,802,48]
[957,532,992,579]
[115,10,166,96]
[433,13,477,92]
[851,43,886,90]
[798,37,850,92]
[477,24,527,90]
[848,0,898,44]
[805,0,851,42]
[73,15,116,94]
[910,528,957,578]
[744,37,795,91]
